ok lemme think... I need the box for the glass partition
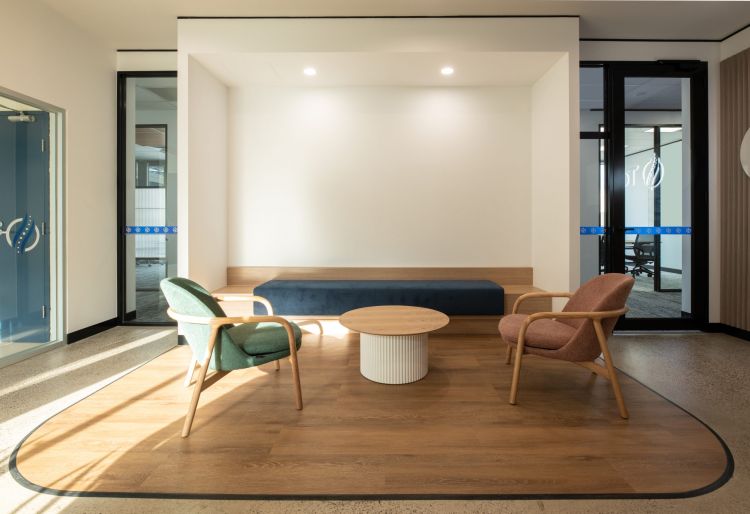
[623,77,691,318]
[121,75,177,323]
[0,92,63,365]
[579,62,706,329]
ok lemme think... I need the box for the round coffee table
[340,305,449,384]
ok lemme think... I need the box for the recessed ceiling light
[441,66,454,76]
[303,67,317,77]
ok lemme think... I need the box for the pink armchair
[499,273,635,418]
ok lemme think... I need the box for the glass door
[118,73,177,324]
[580,62,708,329]
[0,93,62,364]
[623,120,688,318]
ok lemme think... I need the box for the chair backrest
[160,278,228,359]
[160,277,226,318]
[557,273,635,361]
[634,234,656,260]
[160,277,257,372]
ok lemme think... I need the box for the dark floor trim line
[66,318,118,344]
[9,347,734,501]
[706,323,750,342]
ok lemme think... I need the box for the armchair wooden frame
[167,294,302,438]
[503,292,629,419]
[183,295,276,386]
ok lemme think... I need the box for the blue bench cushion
[252,280,504,316]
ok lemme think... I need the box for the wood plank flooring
[12,333,729,498]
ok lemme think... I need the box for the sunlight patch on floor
[0,330,175,398]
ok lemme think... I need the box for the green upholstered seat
[227,322,302,356]
[160,277,302,371]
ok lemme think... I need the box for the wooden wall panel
[720,49,750,331]
[227,267,534,286]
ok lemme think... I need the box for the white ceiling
[38,1,750,50]
[196,52,564,87]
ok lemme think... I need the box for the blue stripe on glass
[580,226,692,235]
[125,226,178,235]
[625,226,692,235]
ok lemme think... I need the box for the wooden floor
[12,332,729,498]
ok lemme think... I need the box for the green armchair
[160,277,303,437]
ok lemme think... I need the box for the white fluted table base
[359,333,428,384]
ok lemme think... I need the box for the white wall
[180,16,579,288]
[0,1,116,333]
[531,54,578,297]
[117,51,177,72]
[177,56,228,291]
[179,17,578,55]
[228,85,531,267]
[581,41,721,321]
[721,26,750,61]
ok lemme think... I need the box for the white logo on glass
[624,153,665,190]
[0,218,41,253]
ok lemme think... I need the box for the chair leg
[183,355,198,387]
[182,361,209,438]
[182,327,220,438]
[289,354,303,410]
[593,320,629,419]
[505,343,513,365]
[509,339,525,405]
[275,359,281,371]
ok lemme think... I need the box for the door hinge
[41,305,47,319]
[41,138,46,153]
[41,222,47,235]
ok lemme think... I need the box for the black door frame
[582,61,709,330]
[116,71,177,326]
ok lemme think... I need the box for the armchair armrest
[212,293,274,315]
[523,307,629,324]
[167,309,291,330]
[517,306,629,346]
[166,309,300,361]
[512,291,573,314]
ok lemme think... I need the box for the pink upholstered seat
[499,273,635,419]
[499,314,575,350]
[499,273,634,362]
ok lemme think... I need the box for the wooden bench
[215,267,551,335]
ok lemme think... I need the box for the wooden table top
[339,305,450,336]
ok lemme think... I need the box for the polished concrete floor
[628,271,683,318]
[0,327,748,513]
